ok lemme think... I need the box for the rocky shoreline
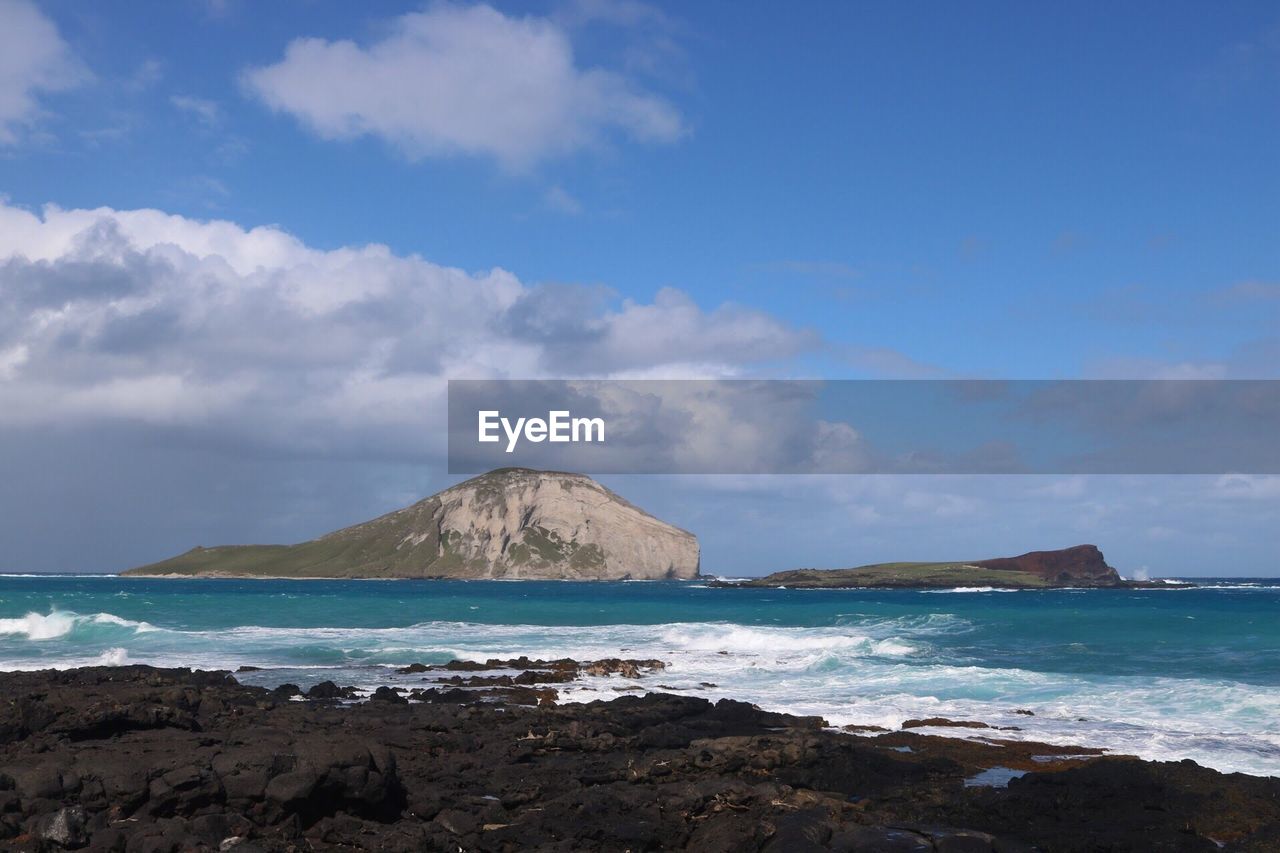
[1,664,1277,852]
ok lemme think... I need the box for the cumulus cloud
[242,3,685,169]
[0,0,85,143]
[0,201,812,457]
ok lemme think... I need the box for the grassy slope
[737,562,1053,589]
[122,523,448,579]
[123,495,455,578]
[122,540,420,578]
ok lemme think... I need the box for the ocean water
[2,575,1278,777]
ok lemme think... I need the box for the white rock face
[419,468,700,579]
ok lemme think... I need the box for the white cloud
[0,0,85,143]
[1214,280,1280,302]
[1213,474,1280,500]
[0,343,28,380]
[1084,359,1230,380]
[557,0,672,30]
[902,488,982,518]
[1030,476,1089,498]
[124,59,163,93]
[242,3,685,170]
[170,94,221,127]
[0,201,810,453]
[544,185,583,215]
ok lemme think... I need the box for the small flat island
[714,544,1190,589]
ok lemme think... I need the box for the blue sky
[0,0,1277,574]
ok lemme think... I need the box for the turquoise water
[2,575,1279,776]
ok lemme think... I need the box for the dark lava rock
[305,680,357,700]
[580,657,666,677]
[0,665,1276,852]
[305,680,343,699]
[35,805,89,848]
[902,718,993,730]
[396,662,429,674]
[370,686,408,704]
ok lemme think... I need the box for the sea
[2,575,1278,777]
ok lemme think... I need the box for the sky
[0,0,1277,576]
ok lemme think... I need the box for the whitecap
[95,647,130,665]
[921,586,1020,594]
[0,610,156,640]
[0,611,78,639]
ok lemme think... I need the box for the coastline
[119,571,1196,589]
[119,573,410,581]
[1,663,1276,851]
[4,576,1277,782]
[116,543,1192,589]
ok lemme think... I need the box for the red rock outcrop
[975,544,1120,585]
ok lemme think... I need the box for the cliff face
[973,545,1120,585]
[124,468,699,580]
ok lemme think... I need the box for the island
[123,468,700,580]
[715,544,1189,589]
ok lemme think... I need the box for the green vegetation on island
[729,562,1056,589]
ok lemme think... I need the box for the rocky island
[123,468,699,581]
[719,544,1186,589]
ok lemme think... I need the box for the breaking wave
[922,586,1020,594]
[0,611,155,640]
